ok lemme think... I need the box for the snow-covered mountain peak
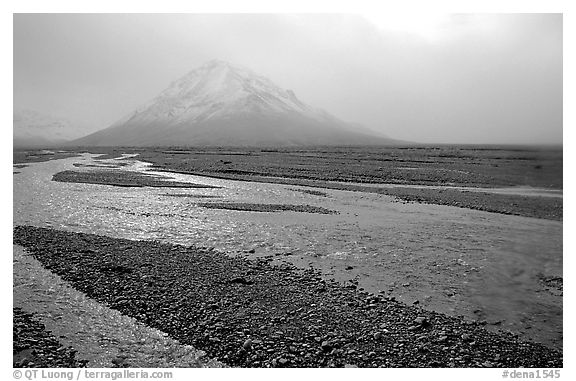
[121,60,327,127]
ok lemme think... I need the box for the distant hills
[13,109,95,148]
[71,60,398,147]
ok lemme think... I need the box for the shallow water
[13,153,563,350]
[13,246,221,367]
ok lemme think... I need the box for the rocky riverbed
[13,225,562,368]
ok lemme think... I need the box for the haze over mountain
[14,14,562,145]
[72,60,397,147]
[13,109,95,148]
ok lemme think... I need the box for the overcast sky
[13,13,562,145]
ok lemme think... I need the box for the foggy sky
[13,13,562,145]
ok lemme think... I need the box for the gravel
[13,225,561,368]
[196,202,338,214]
[288,188,330,197]
[162,193,222,199]
[52,170,220,189]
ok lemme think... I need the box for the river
[13,153,563,351]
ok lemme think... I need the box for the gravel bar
[196,202,338,214]
[14,245,222,368]
[13,225,562,368]
[52,170,220,189]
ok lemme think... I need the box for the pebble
[414,316,430,327]
[321,341,332,352]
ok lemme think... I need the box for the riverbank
[13,225,562,368]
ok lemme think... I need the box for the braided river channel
[13,153,562,358]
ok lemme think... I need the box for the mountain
[72,60,397,147]
[13,109,95,148]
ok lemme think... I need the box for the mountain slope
[73,60,396,147]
